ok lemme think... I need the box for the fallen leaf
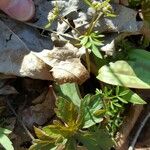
[0,19,88,84]
[22,86,56,129]
[33,43,89,84]
[0,20,53,80]
[0,85,18,95]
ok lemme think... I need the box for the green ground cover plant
[29,0,150,149]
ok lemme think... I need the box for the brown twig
[116,105,143,150]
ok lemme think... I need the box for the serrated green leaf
[55,97,80,126]
[81,94,103,128]
[0,134,14,150]
[43,124,78,139]
[29,140,56,150]
[34,127,55,141]
[77,129,114,150]
[97,49,150,89]
[42,125,62,140]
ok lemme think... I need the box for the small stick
[116,105,143,150]
[128,112,150,150]
[6,98,35,141]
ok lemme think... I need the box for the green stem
[86,11,103,35]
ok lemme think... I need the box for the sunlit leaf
[29,140,56,150]
[0,135,14,150]
[0,128,14,150]
[91,44,103,59]
[34,127,54,141]
[55,97,80,126]
[80,36,89,46]
[97,49,150,89]
[117,96,128,103]
[0,128,12,134]
[121,89,146,104]
[54,83,81,107]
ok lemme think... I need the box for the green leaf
[85,42,92,48]
[117,96,128,103]
[0,134,14,150]
[29,140,56,150]
[97,49,150,89]
[65,138,77,150]
[81,94,103,128]
[55,97,80,126]
[80,36,89,46]
[34,127,55,141]
[83,0,93,7]
[115,86,120,95]
[121,89,146,104]
[42,124,62,140]
[118,90,130,96]
[113,101,123,107]
[91,39,104,46]
[0,128,12,134]
[43,124,78,139]
[54,83,81,107]
[91,44,103,59]
[77,129,114,150]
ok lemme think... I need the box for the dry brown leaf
[0,85,18,95]
[21,86,56,129]
[0,20,53,80]
[33,43,89,84]
[0,19,88,84]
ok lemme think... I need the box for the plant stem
[85,48,91,72]
[87,11,103,35]
[59,16,81,35]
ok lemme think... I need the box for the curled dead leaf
[33,43,89,84]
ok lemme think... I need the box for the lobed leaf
[55,97,80,126]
